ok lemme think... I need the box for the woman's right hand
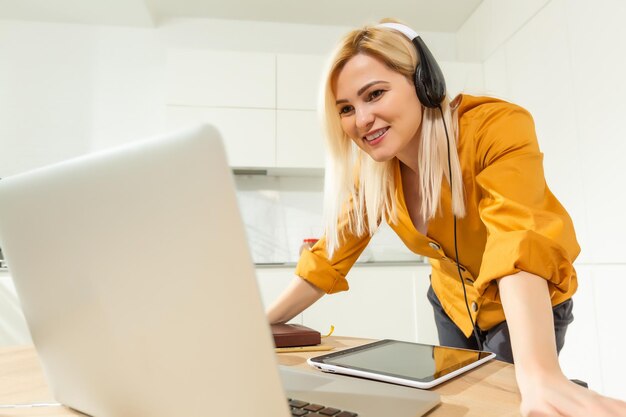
[266,276,325,324]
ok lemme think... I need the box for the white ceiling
[0,0,483,32]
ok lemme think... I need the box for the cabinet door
[166,106,275,168]
[276,110,325,169]
[166,49,275,109]
[301,266,434,342]
[275,54,327,170]
[255,268,303,324]
[277,54,326,110]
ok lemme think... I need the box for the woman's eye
[368,89,385,101]
[339,105,354,115]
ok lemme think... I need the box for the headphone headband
[376,22,419,41]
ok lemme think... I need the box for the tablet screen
[312,339,492,383]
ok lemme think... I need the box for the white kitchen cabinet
[301,265,435,343]
[276,110,325,169]
[166,106,275,168]
[277,54,327,110]
[166,49,276,109]
[255,268,303,324]
[275,54,327,170]
[256,264,436,343]
[163,52,494,172]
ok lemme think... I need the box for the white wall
[0,21,94,177]
[90,27,167,151]
[457,0,626,398]
[0,21,167,178]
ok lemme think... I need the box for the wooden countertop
[0,336,522,416]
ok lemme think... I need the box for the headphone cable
[437,105,483,351]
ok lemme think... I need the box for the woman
[267,19,626,416]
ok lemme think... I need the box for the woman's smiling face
[333,53,423,163]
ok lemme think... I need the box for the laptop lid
[0,125,290,417]
[0,124,441,417]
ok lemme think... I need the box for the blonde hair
[321,20,465,257]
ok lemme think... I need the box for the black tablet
[308,339,496,389]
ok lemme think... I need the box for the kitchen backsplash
[234,174,423,264]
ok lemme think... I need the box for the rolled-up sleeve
[472,106,580,300]
[294,227,371,293]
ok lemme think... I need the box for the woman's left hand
[497,272,626,416]
[518,370,626,417]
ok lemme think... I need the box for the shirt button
[428,242,440,250]
[465,278,474,285]
[471,302,478,312]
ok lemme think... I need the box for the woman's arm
[266,276,325,324]
[499,271,626,417]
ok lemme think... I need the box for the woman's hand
[517,369,626,417]
[266,276,325,324]
[497,272,626,417]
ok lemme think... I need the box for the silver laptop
[0,125,440,417]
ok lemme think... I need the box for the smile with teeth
[364,127,389,142]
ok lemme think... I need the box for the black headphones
[377,23,446,108]
[378,23,484,350]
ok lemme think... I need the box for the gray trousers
[427,285,574,363]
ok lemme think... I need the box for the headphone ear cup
[412,37,446,108]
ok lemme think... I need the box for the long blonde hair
[321,20,465,257]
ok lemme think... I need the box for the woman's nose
[355,106,375,131]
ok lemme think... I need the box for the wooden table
[0,337,522,416]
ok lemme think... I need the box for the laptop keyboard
[288,398,358,417]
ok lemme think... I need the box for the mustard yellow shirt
[295,94,580,337]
